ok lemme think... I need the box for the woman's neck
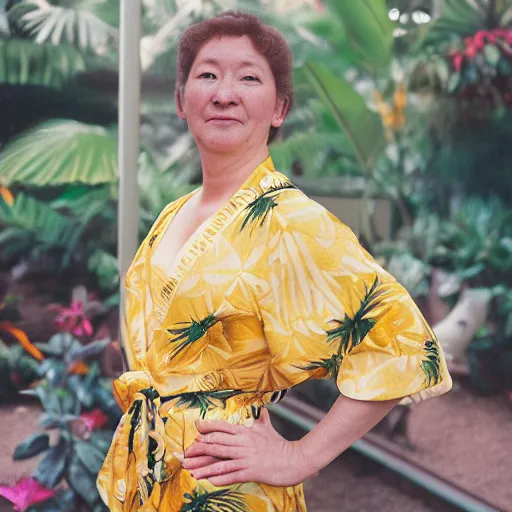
[197,146,270,206]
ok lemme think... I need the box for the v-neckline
[146,155,277,322]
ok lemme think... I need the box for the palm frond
[299,354,343,380]
[421,340,441,386]
[327,277,388,354]
[240,182,296,233]
[0,192,77,249]
[181,487,249,512]
[0,38,88,88]
[167,390,243,419]
[167,314,218,357]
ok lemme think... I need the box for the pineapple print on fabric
[97,156,452,511]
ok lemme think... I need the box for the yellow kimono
[97,156,452,511]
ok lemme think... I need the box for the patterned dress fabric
[97,156,452,511]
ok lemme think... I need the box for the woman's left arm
[182,393,400,487]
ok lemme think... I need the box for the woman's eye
[199,72,216,79]
[243,75,260,82]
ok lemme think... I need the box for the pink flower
[0,478,55,511]
[452,52,464,72]
[465,45,477,58]
[50,301,93,337]
[80,409,108,431]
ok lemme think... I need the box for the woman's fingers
[185,441,244,459]
[195,419,245,436]
[199,431,246,446]
[206,470,251,487]
[182,455,221,470]
[190,459,245,480]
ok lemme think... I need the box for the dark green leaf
[69,339,110,363]
[14,433,49,460]
[74,440,107,475]
[26,489,77,512]
[89,430,114,453]
[65,454,101,506]
[67,375,95,408]
[447,72,461,93]
[33,437,69,488]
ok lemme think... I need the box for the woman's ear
[271,96,289,128]
[176,87,186,120]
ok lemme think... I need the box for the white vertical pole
[117,0,141,370]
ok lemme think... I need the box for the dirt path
[1,389,509,512]
[401,386,512,512]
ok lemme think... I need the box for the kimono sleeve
[255,192,452,405]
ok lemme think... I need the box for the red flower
[0,478,55,511]
[80,409,108,431]
[465,45,477,58]
[452,52,464,72]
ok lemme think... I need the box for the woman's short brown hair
[176,11,293,143]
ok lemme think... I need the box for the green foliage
[0,342,41,401]
[322,0,395,73]
[0,120,118,187]
[13,433,50,460]
[424,0,512,43]
[301,62,386,174]
[0,38,88,88]
[0,191,77,248]
[12,332,120,511]
[87,249,119,292]
[8,0,118,52]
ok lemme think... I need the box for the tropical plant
[7,332,121,511]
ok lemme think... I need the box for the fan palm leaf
[0,120,118,187]
[8,0,118,52]
[0,38,87,88]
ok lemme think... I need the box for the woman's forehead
[193,36,268,69]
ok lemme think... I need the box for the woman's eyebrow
[196,57,263,71]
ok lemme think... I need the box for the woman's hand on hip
[182,408,311,486]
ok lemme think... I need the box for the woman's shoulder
[269,170,354,238]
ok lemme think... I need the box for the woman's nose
[212,77,239,106]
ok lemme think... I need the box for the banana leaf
[322,0,394,73]
[302,62,385,174]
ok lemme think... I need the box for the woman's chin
[200,135,248,154]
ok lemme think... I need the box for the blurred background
[0,0,511,511]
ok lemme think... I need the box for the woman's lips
[207,117,241,125]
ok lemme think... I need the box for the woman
[98,11,452,511]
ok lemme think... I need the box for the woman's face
[177,35,287,154]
